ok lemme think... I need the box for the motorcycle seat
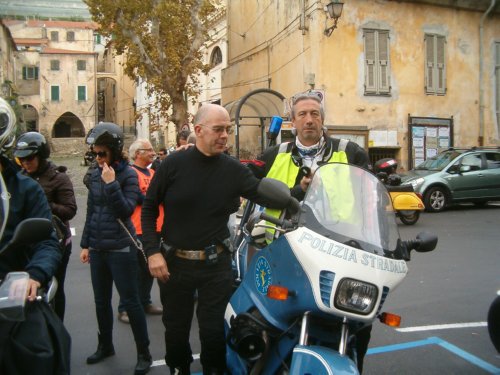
[385,185,414,193]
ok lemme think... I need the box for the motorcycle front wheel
[398,210,420,225]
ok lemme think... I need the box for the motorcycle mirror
[0,218,53,256]
[257,178,300,215]
[413,231,438,252]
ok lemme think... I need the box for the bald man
[141,104,265,375]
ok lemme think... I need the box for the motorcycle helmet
[13,132,50,159]
[85,122,124,162]
[374,158,398,175]
[0,97,17,153]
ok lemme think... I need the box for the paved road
[58,156,500,374]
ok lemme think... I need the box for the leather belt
[175,245,224,260]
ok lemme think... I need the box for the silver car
[401,148,500,212]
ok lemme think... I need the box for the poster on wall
[408,116,453,169]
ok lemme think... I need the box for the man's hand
[300,175,312,192]
[26,279,41,301]
[148,253,170,283]
[101,162,115,184]
[80,248,90,263]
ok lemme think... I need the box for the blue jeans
[89,248,149,347]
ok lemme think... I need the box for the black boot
[134,345,152,375]
[86,333,115,364]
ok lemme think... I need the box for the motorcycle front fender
[290,345,359,375]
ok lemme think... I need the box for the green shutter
[78,86,86,101]
[22,66,27,80]
[51,86,59,101]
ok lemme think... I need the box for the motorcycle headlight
[334,278,378,315]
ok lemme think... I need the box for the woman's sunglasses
[91,151,108,158]
[18,154,37,162]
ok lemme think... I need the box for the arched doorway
[21,104,39,132]
[224,89,285,158]
[52,112,85,138]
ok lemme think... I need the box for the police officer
[258,92,372,372]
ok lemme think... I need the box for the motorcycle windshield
[298,163,400,255]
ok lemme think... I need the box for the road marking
[151,354,200,368]
[396,321,487,332]
[368,337,500,374]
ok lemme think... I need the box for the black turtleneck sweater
[141,146,261,254]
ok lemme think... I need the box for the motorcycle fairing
[290,345,359,375]
[286,227,408,321]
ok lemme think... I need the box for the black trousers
[160,251,233,373]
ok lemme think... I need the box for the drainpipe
[479,0,496,146]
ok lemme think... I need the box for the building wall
[222,0,500,168]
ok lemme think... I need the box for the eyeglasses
[18,154,37,162]
[91,151,108,158]
[200,124,234,135]
[138,148,154,153]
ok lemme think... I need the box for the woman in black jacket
[14,132,77,321]
[79,122,152,375]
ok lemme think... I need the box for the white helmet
[0,97,17,153]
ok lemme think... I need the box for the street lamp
[324,1,344,37]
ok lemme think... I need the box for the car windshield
[415,151,462,171]
[298,163,400,256]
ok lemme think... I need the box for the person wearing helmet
[13,132,77,322]
[0,98,66,371]
[79,122,152,374]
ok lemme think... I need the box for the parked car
[401,147,500,212]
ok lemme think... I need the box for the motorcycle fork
[299,313,350,356]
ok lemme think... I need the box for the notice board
[408,115,453,169]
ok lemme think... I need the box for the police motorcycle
[225,162,437,374]
[373,158,424,226]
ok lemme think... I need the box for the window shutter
[425,35,435,93]
[78,86,86,101]
[22,66,27,80]
[378,31,390,94]
[51,86,59,101]
[34,67,38,80]
[364,30,377,94]
[436,36,446,94]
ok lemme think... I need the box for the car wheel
[424,187,448,212]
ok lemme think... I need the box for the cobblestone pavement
[51,155,89,197]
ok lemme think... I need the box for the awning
[224,88,285,158]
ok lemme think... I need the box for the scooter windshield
[298,163,400,255]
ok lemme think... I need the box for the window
[77,60,86,71]
[94,33,101,45]
[364,29,390,95]
[22,66,39,80]
[425,34,446,95]
[495,43,500,133]
[77,86,87,101]
[50,60,60,71]
[51,85,60,102]
[485,152,500,169]
[67,31,75,42]
[50,31,59,42]
[210,46,222,68]
[461,153,482,171]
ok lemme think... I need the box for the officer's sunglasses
[91,151,108,158]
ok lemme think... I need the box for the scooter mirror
[0,218,53,255]
[414,231,438,253]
